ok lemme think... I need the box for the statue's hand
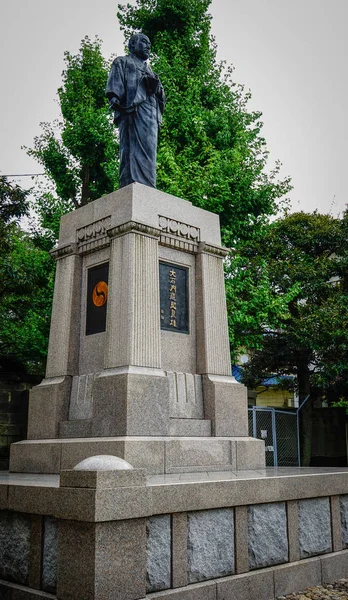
[109,97,119,110]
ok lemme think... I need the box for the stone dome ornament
[73,455,134,471]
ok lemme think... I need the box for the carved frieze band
[107,221,161,239]
[77,216,111,242]
[49,243,78,261]
[76,216,111,249]
[159,216,200,253]
[159,216,200,241]
[198,241,230,258]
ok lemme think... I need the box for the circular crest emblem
[92,281,108,307]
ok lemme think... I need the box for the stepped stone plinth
[10,183,264,474]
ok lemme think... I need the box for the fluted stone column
[28,244,82,439]
[92,222,169,437]
[196,242,248,437]
[105,222,161,369]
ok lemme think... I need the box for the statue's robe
[106,54,165,189]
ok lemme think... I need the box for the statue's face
[132,35,151,60]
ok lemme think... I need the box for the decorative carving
[198,242,230,258]
[77,217,111,243]
[107,221,161,239]
[76,217,112,255]
[159,216,200,241]
[158,216,200,254]
[49,243,78,261]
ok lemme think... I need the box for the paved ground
[277,579,348,599]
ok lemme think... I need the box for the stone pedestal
[11,183,264,473]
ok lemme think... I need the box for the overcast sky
[1,0,347,216]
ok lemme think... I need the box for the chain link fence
[248,406,299,467]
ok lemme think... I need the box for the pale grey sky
[1,0,347,216]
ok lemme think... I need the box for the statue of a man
[106,33,165,189]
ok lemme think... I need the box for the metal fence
[248,406,300,467]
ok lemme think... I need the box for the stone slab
[187,508,234,583]
[216,569,275,600]
[10,441,61,474]
[27,377,71,440]
[235,438,266,470]
[321,549,348,583]
[202,375,248,437]
[330,495,343,552]
[287,499,300,562]
[0,581,56,599]
[148,580,217,599]
[146,515,171,593]
[165,439,232,471]
[340,494,348,547]
[234,506,248,574]
[298,497,332,558]
[92,372,170,437]
[59,420,92,439]
[28,515,42,590]
[60,468,146,489]
[168,419,211,437]
[0,511,31,585]
[172,512,188,588]
[248,502,288,569]
[273,557,322,597]
[41,517,58,593]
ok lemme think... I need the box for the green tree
[0,178,52,374]
[17,0,291,372]
[117,0,291,246]
[28,36,118,212]
[0,175,28,254]
[232,211,348,464]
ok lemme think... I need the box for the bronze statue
[106,33,165,189]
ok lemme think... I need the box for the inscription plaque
[86,262,109,335]
[159,262,189,334]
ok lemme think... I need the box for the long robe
[106,54,165,189]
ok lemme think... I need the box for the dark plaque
[86,262,109,336]
[159,262,189,334]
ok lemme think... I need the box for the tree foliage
[0,227,54,374]
[232,211,348,400]
[27,37,118,210]
[0,175,29,253]
[117,0,291,246]
[228,210,348,464]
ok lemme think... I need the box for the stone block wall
[3,489,348,598]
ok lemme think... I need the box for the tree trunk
[298,362,312,466]
[81,165,90,206]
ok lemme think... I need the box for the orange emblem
[92,281,108,307]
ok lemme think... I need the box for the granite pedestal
[6,186,347,599]
[10,183,264,474]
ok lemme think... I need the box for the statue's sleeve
[105,58,125,109]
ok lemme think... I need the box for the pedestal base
[9,435,265,475]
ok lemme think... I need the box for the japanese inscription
[159,262,189,333]
[86,262,109,335]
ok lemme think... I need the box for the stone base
[9,435,265,475]
[91,369,170,436]
[1,467,348,599]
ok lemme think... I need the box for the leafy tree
[0,178,52,374]
[0,175,28,254]
[17,0,291,372]
[27,36,118,211]
[0,225,54,374]
[117,0,291,246]
[231,211,348,464]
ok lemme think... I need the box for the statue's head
[128,33,151,60]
